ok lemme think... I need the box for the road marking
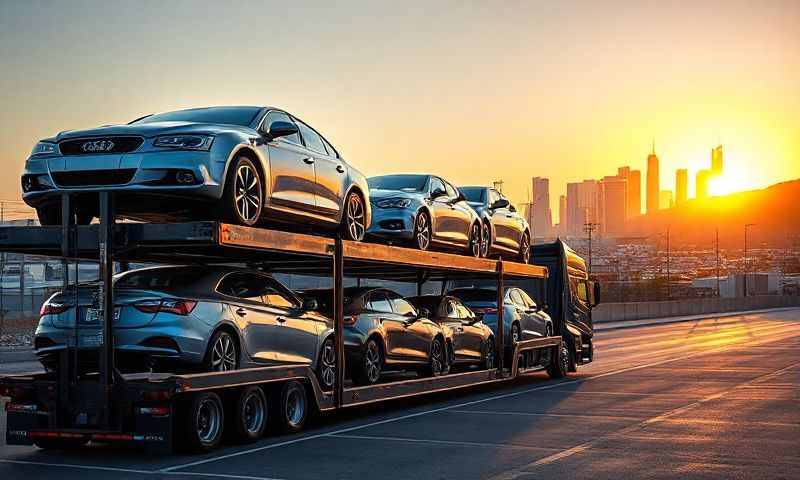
[487,360,800,480]
[329,433,560,451]
[160,325,800,473]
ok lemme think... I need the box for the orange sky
[0,1,798,221]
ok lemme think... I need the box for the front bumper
[366,206,417,241]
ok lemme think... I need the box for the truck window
[571,278,588,304]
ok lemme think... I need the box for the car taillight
[343,315,358,326]
[472,307,498,315]
[134,298,197,316]
[40,301,70,317]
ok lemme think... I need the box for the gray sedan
[34,265,337,390]
[21,106,370,241]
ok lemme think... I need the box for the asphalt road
[1,308,798,480]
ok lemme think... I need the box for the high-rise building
[531,177,552,238]
[696,170,710,199]
[675,169,688,205]
[646,142,660,214]
[618,166,641,218]
[711,145,723,177]
[659,190,673,209]
[599,175,627,237]
[558,195,567,234]
[566,179,599,236]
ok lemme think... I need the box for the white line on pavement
[328,433,560,451]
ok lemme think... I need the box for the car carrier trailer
[0,192,574,454]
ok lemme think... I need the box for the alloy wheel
[511,324,520,344]
[285,386,306,428]
[345,193,366,241]
[196,397,222,445]
[320,338,336,390]
[469,223,481,257]
[211,333,237,372]
[519,234,531,264]
[415,213,431,251]
[234,163,262,224]
[430,338,444,376]
[242,390,266,436]
[485,339,495,369]
[364,340,382,383]
[480,223,491,258]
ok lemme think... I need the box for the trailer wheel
[272,381,308,434]
[183,392,225,452]
[229,386,268,443]
[547,342,570,379]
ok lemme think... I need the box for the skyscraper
[711,145,723,177]
[566,179,599,236]
[696,170,710,199]
[659,190,673,209]
[599,175,627,237]
[558,194,567,235]
[675,169,688,205]
[531,177,552,238]
[646,142,660,214]
[618,166,641,218]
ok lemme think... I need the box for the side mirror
[301,298,319,312]
[266,120,299,140]
[491,198,510,209]
[417,307,431,319]
[431,188,448,199]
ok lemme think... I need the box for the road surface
[1,309,798,479]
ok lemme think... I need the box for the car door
[428,176,457,243]
[454,300,484,361]
[259,278,320,364]
[511,288,543,338]
[445,180,472,245]
[489,190,516,251]
[365,291,402,357]
[295,118,344,220]
[217,272,280,364]
[441,298,468,360]
[506,201,526,250]
[388,293,431,362]
[261,111,317,210]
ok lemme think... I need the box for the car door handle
[506,214,514,218]
[235,307,247,317]
[336,165,345,173]
[302,157,315,164]
[277,316,287,324]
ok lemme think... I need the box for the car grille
[59,136,144,155]
[52,169,136,187]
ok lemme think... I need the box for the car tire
[229,386,268,443]
[424,336,446,377]
[482,337,496,370]
[341,191,366,241]
[317,336,336,391]
[353,338,382,385]
[203,330,239,372]
[221,156,263,226]
[467,222,482,258]
[182,392,225,453]
[546,341,570,379]
[271,380,308,434]
[518,231,531,264]
[413,210,432,251]
[480,221,491,258]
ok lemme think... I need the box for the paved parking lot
[1,309,799,480]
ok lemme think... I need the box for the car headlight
[153,135,213,150]
[30,142,58,157]
[376,198,412,208]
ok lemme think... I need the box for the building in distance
[675,169,688,205]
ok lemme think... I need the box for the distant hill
[626,179,800,247]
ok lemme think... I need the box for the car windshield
[449,289,497,302]
[131,107,261,126]
[460,187,486,203]
[368,175,429,192]
[407,296,441,315]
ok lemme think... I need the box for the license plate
[84,307,121,323]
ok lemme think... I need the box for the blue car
[21,106,370,241]
[367,174,482,256]
[460,186,531,263]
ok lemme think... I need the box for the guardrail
[593,295,800,323]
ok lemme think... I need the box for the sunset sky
[0,0,798,221]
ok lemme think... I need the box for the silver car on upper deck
[21,106,370,241]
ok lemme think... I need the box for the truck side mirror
[590,281,601,307]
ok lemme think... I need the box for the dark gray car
[460,186,531,263]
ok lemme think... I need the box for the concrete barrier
[593,295,800,323]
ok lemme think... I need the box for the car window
[460,187,486,203]
[217,272,296,308]
[366,291,393,313]
[509,289,525,307]
[444,182,458,199]
[322,137,338,158]
[456,303,473,320]
[518,289,536,309]
[295,120,328,155]
[430,177,446,197]
[262,111,301,145]
[446,300,459,318]
[489,189,501,205]
[575,280,589,304]
[391,297,417,317]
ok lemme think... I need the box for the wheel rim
[320,339,336,389]
[211,334,237,372]
[365,341,381,383]
[560,344,570,373]
[520,234,530,263]
[469,224,481,257]
[431,339,444,375]
[480,223,490,257]
[415,214,431,250]
[511,325,520,344]
[486,340,495,369]
[235,163,261,223]
[242,391,266,435]
[196,398,221,445]
[346,194,365,241]
[285,386,306,427]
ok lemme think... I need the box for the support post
[98,192,115,427]
[496,259,505,375]
[59,193,73,420]
[333,237,345,408]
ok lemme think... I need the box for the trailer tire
[229,386,268,443]
[272,380,308,434]
[182,392,225,453]
[547,342,570,379]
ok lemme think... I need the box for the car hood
[368,188,424,202]
[49,121,255,142]
[467,201,487,214]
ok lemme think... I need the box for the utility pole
[743,223,755,297]
[665,226,671,300]
[715,228,720,297]
[584,222,599,277]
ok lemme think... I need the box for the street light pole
[666,226,671,300]
[583,222,599,277]
[743,223,755,297]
